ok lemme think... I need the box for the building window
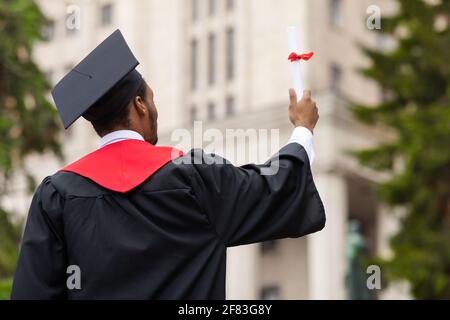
[190,106,198,124]
[42,20,56,41]
[208,33,216,86]
[207,102,216,121]
[260,286,280,300]
[209,0,217,16]
[101,4,113,26]
[226,28,235,82]
[190,39,198,90]
[226,0,235,11]
[65,16,78,36]
[44,71,54,85]
[65,6,80,36]
[226,95,235,116]
[380,87,394,102]
[330,63,343,94]
[260,240,278,254]
[329,0,343,28]
[377,34,394,53]
[192,0,200,21]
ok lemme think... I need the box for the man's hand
[288,89,319,134]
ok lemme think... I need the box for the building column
[307,172,348,299]
[226,244,259,299]
[376,205,412,300]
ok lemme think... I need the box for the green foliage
[0,278,12,300]
[0,210,19,278]
[0,0,62,281]
[352,0,450,299]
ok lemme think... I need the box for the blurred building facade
[5,0,411,299]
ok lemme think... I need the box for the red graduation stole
[61,140,184,193]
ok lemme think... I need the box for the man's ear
[134,96,147,116]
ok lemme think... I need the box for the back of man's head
[83,76,147,137]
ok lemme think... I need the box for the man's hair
[86,78,148,137]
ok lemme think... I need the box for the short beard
[148,133,158,145]
[146,106,158,145]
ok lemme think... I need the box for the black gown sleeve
[11,177,67,300]
[190,143,326,247]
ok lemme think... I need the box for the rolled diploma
[287,26,302,101]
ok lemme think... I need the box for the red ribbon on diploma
[288,52,314,62]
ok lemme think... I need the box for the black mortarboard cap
[52,29,141,129]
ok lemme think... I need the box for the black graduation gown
[11,140,325,300]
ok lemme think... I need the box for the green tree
[352,0,450,299]
[0,0,62,290]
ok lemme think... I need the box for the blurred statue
[345,220,372,300]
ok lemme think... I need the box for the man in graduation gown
[11,30,325,300]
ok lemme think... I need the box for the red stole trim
[61,140,184,193]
